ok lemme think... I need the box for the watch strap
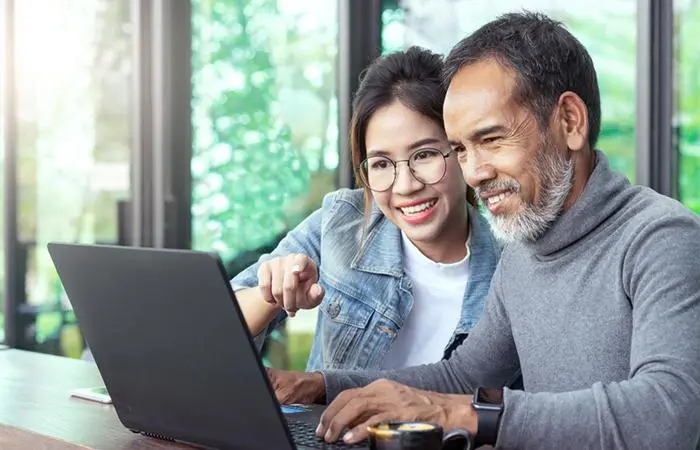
[473,387,503,446]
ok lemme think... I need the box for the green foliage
[677,5,700,213]
[191,0,310,260]
[288,332,314,372]
[564,15,636,182]
[380,6,405,53]
[191,0,339,369]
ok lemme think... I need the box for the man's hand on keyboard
[315,379,476,444]
[267,368,326,405]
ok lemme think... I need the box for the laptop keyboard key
[287,419,367,449]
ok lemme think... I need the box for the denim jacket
[231,188,502,371]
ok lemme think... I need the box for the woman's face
[363,100,468,247]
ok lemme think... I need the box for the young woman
[232,46,501,371]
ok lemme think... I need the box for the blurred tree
[191,0,310,262]
[192,0,330,370]
[677,3,700,213]
[564,14,636,181]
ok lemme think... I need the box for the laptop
[47,242,369,450]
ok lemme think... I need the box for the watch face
[476,387,503,405]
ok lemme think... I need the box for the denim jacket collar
[351,209,403,278]
[466,204,502,282]
[451,205,502,333]
[346,201,501,359]
[351,203,499,278]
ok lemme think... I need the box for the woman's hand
[257,254,325,317]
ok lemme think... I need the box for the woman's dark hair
[350,46,477,216]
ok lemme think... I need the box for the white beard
[482,146,574,243]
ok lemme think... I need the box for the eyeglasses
[359,148,454,192]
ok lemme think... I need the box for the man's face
[443,59,573,243]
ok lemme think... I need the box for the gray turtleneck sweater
[321,151,700,449]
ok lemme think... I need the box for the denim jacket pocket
[318,288,374,369]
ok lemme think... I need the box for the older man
[268,12,700,450]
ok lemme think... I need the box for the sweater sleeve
[496,215,700,450]
[322,262,522,401]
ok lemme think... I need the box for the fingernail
[343,432,354,442]
[315,424,322,436]
[311,284,321,296]
[292,265,301,273]
[325,430,332,441]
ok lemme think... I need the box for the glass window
[11,0,132,356]
[676,0,700,214]
[381,0,637,182]
[0,2,5,343]
[191,0,338,370]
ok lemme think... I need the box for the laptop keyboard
[287,419,367,449]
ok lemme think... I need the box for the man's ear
[556,91,588,152]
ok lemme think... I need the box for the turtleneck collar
[525,150,634,258]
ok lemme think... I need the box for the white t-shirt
[382,232,469,369]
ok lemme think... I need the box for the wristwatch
[472,387,504,447]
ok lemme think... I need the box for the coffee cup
[367,421,472,450]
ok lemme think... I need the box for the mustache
[475,180,521,198]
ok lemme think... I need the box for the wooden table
[0,349,193,449]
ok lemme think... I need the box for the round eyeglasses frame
[358,149,455,193]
